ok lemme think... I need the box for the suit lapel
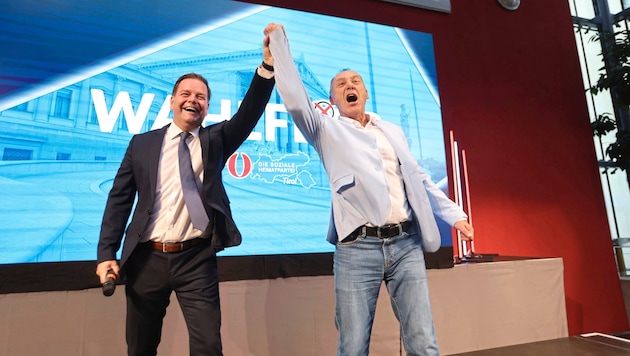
[147,125,169,195]
[199,126,210,169]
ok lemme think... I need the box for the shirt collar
[169,123,201,140]
[338,114,374,127]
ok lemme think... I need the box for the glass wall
[571,0,630,274]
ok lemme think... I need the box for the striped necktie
[178,132,209,231]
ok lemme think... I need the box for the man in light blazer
[95,37,275,355]
[266,23,473,356]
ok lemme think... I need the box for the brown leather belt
[141,238,206,253]
[342,220,413,243]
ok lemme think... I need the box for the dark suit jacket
[97,72,274,270]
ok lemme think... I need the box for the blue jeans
[333,227,439,356]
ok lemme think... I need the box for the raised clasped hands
[262,22,285,66]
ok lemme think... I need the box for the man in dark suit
[95,36,275,355]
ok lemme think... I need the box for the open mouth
[346,94,358,103]
[184,107,198,113]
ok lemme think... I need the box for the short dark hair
[172,73,211,100]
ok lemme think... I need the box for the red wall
[254,0,629,335]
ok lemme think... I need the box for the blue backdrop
[0,0,450,263]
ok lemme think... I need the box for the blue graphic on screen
[0,1,450,264]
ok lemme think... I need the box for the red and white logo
[314,100,335,117]
[227,152,252,179]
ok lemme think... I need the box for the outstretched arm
[220,33,276,154]
[265,23,324,150]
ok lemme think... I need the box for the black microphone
[102,269,117,297]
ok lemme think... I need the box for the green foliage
[607,131,630,171]
[588,29,630,171]
[591,112,616,137]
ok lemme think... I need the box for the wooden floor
[450,333,630,356]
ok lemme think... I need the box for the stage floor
[450,333,630,356]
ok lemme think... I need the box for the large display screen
[0,0,450,264]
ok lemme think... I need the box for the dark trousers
[125,242,222,356]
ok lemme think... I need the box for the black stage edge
[0,246,454,294]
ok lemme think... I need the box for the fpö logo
[226,152,252,179]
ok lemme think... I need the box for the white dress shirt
[341,115,412,225]
[141,124,205,243]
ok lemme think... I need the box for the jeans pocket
[337,234,366,246]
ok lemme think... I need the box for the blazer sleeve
[97,136,138,263]
[383,122,467,226]
[219,70,275,156]
[268,28,325,152]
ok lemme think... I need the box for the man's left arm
[420,170,474,240]
[220,61,275,157]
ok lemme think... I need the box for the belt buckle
[378,223,403,239]
[162,242,183,253]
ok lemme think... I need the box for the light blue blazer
[269,29,466,252]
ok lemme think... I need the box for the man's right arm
[266,23,323,149]
[97,138,137,263]
[95,138,137,283]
